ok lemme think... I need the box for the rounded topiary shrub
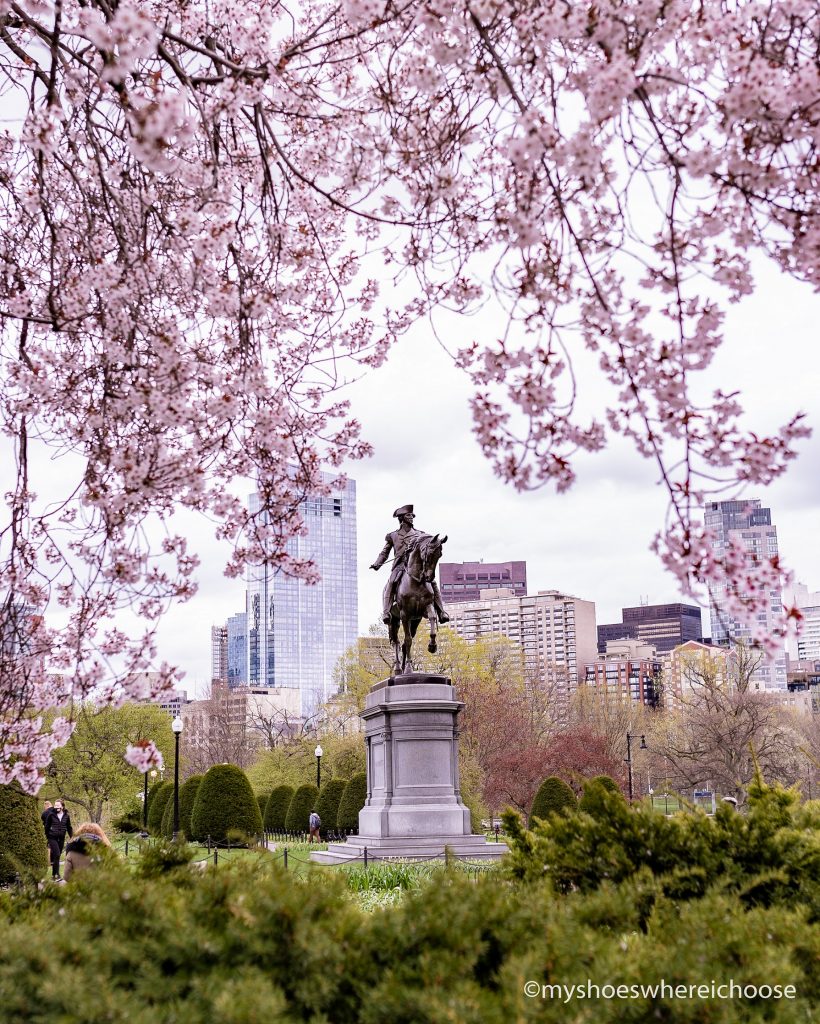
[159,774,203,840]
[189,764,262,843]
[285,784,319,834]
[336,772,367,833]
[0,784,49,884]
[529,776,577,826]
[315,778,347,835]
[256,792,270,818]
[263,785,294,832]
[579,775,627,816]
[147,781,173,835]
[145,779,165,818]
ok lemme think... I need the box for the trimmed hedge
[315,778,347,834]
[256,792,270,818]
[285,784,319,834]
[579,775,625,816]
[336,772,367,833]
[190,765,262,843]
[263,785,294,832]
[146,781,173,835]
[159,775,203,840]
[529,776,576,826]
[0,784,49,884]
[145,780,165,818]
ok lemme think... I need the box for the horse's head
[414,532,447,584]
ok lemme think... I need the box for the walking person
[43,799,73,880]
[308,809,321,844]
[41,800,52,830]
[64,823,111,881]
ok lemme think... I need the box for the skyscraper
[704,499,787,689]
[783,582,820,661]
[597,602,703,655]
[246,475,358,715]
[226,611,248,686]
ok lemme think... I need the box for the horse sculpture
[388,532,448,676]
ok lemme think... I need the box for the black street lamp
[315,744,323,790]
[171,716,183,840]
[625,733,647,801]
[142,767,158,836]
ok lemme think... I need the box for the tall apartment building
[665,640,730,704]
[704,499,787,689]
[445,587,597,697]
[439,560,527,604]
[210,625,228,682]
[227,611,248,686]
[783,582,820,661]
[246,475,358,715]
[583,639,662,707]
[597,602,703,655]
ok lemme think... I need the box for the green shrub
[145,779,165,817]
[263,785,294,832]
[529,776,576,826]
[505,776,820,916]
[189,765,262,843]
[256,791,270,818]
[337,772,367,832]
[146,781,173,835]
[315,778,347,834]
[110,812,143,834]
[159,775,203,839]
[0,856,816,1021]
[578,775,626,815]
[0,784,49,884]
[285,784,319,834]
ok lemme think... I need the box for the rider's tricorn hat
[393,504,414,518]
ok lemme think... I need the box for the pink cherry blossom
[125,739,165,774]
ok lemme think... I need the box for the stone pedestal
[311,673,507,864]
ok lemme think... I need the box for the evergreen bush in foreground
[285,784,319,834]
[0,784,49,884]
[189,765,262,843]
[337,772,367,833]
[146,781,173,835]
[529,776,577,826]
[263,785,294,832]
[315,778,347,834]
[0,836,816,1023]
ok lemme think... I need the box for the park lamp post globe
[172,716,183,841]
[315,744,323,790]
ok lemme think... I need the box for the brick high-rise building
[597,602,702,655]
[704,499,787,689]
[583,639,662,707]
[445,587,597,697]
[439,560,527,604]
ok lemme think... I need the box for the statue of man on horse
[370,504,450,674]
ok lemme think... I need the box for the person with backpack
[43,799,73,880]
[308,809,321,843]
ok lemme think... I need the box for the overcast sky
[151,253,820,697]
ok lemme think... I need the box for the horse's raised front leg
[427,603,438,654]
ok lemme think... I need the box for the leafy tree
[0,785,48,884]
[337,773,367,834]
[147,782,173,836]
[315,779,347,835]
[189,765,262,843]
[529,777,576,827]
[285,785,319,835]
[263,786,295,833]
[43,703,175,824]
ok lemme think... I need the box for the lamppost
[142,767,158,836]
[315,744,323,790]
[171,716,183,840]
[625,733,647,801]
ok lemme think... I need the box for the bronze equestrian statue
[370,504,450,674]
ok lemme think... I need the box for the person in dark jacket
[41,800,53,830]
[43,799,73,880]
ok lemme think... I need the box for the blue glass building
[226,611,247,686]
[246,475,358,715]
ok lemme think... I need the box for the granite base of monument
[311,674,507,864]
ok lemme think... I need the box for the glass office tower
[246,475,358,715]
